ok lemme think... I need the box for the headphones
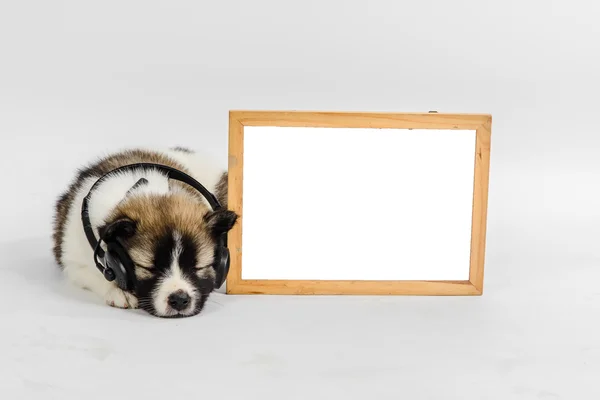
[81,163,230,291]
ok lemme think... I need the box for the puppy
[52,147,237,318]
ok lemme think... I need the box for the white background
[1,1,599,399]
[242,126,476,281]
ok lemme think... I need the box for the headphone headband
[81,162,230,291]
[81,162,224,253]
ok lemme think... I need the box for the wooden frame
[226,110,492,295]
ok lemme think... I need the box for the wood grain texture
[226,114,244,292]
[231,110,490,130]
[468,118,492,293]
[227,280,480,296]
[226,110,491,296]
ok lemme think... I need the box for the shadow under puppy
[52,147,237,318]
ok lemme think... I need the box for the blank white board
[241,126,476,281]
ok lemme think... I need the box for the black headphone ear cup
[103,263,116,282]
[105,240,136,291]
[214,246,230,289]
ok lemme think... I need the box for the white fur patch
[87,168,171,235]
[162,148,223,208]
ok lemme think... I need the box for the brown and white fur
[52,147,237,318]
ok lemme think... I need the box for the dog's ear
[99,218,137,241]
[203,209,238,237]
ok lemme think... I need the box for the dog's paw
[105,287,138,309]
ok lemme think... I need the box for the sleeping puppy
[52,147,237,318]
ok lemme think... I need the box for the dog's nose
[167,290,191,311]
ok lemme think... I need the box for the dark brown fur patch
[53,191,75,267]
[106,193,216,271]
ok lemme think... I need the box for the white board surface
[241,126,476,281]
